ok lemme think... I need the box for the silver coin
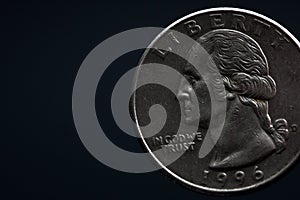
[132,7,300,193]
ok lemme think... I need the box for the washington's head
[177,29,288,169]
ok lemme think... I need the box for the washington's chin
[183,115,210,129]
[183,115,200,125]
[182,108,205,125]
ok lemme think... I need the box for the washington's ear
[226,92,236,100]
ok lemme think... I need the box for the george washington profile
[177,29,289,169]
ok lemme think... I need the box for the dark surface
[3,0,300,199]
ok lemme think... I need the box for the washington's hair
[198,29,288,153]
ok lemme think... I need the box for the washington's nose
[176,78,191,100]
[177,91,190,100]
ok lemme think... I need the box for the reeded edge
[133,7,300,193]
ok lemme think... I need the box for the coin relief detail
[133,8,300,193]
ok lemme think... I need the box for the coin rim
[133,7,300,193]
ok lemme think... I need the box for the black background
[3,0,300,199]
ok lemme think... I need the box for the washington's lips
[183,105,192,116]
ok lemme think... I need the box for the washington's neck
[209,97,276,169]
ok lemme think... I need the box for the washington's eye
[185,75,197,86]
[183,67,201,79]
[190,77,197,86]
